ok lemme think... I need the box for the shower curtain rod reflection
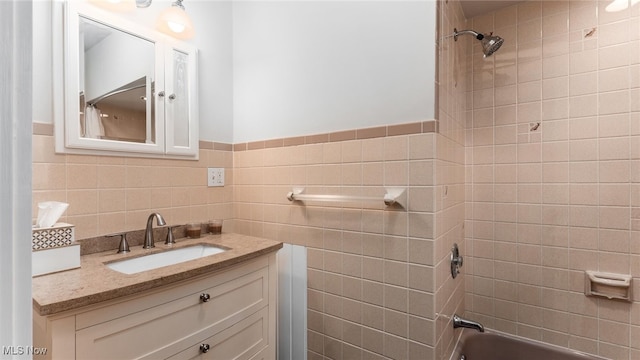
[85,83,146,106]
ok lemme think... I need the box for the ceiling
[460,0,525,19]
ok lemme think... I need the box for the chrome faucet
[144,213,166,249]
[453,314,484,332]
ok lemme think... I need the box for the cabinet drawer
[163,306,269,360]
[248,346,270,360]
[76,256,269,330]
[76,266,268,360]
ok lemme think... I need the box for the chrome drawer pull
[200,293,211,303]
[200,344,210,353]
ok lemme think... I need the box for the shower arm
[453,28,484,41]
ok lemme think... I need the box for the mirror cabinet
[55,2,199,158]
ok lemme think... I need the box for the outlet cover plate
[207,168,224,187]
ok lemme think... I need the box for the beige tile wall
[32,132,234,239]
[30,3,457,360]
[434,0,469,359]
[34,2,640,359]
[233,127,439,359]
[465,1,640,359]
[33,120,441,359]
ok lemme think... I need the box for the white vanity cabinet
[33,254,276,360]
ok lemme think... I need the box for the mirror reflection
[78,16,155,143]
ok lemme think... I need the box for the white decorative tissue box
[32,223,80,276]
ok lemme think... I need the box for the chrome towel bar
[286,188,406,208]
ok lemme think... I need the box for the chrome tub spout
[453,314,485,333]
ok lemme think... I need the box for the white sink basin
[106,244,226,274]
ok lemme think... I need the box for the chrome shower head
[480,34,504,57]
[453,28,504,58]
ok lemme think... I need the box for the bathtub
[452,329,609,360]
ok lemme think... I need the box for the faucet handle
[107,232,130,254]
[451,243,463,278]
[165,225,179,245]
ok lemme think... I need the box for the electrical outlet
[207,168,224,187]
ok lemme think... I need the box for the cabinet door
[166,307,270,360]
[61,2,167,155]
[164,40,198,156]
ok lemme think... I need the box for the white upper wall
[32,1,54,125]
[232,0,437,143]
[33,1,437,145]
[188,1,234,143]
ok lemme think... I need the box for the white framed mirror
[54,1,199,158]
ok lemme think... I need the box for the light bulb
[156,2,195,39]
[167,21,186,33]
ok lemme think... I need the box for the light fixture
[90,0,196,40]
[89,0,136,12]
[156,0,195,39]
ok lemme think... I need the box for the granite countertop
[32,233,283,316]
